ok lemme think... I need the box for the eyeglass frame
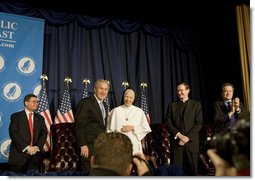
[27,100,39,104]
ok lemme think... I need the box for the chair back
[48,123,80,172]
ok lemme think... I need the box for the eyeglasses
[28,100,39,104]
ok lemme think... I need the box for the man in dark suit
[8,94,47,173]
[214,83,245,134]
[166,82,203,176]
[74,79,110,172]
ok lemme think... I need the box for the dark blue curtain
[0,1,208,123]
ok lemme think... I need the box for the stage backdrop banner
[0,12,45,163]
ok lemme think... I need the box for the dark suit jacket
[8,110,47,166]
[74,95,107,153]
[166,99,203,153]
[213,100,245,133]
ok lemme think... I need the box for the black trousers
[171,146,198,176]
[9,153,42,174]
[80,156,90,172]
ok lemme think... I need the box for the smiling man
[213,83,245,133]
[8,94,47,173]
[165,82,203,176]
[74,79,110,172]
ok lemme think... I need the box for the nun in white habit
[107,89,151,155]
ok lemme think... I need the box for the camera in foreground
[206,114,250,167]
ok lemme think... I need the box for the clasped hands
[121,125,134,133]
[26,146,38,155]
[177,133,190,146]
[233,97,241,111]
[229,97,241,117]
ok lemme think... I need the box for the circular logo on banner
[0,54,6,73]
[2,82,22,102]
[17,56,36,76]
[0,139,11,159]
[33,84,42,96]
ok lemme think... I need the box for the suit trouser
[80,156,91,172]
[172,146,198,176]
[79,144,93,172]
[9,152,42,173]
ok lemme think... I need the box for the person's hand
[178,133,189,144]
[133,153,150,176]
[80,145,89,158]
[178,140,185,146]
[233,97,241,112]
[228,103,235,117]
[233,97,240,106]
[121,125,134,133]
[207,149,236,176]
[26,146,37,155]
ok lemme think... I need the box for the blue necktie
[227,102,236,130]
[227,101,231,111]
[100,102,106,125]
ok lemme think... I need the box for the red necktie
[28,112,33,145]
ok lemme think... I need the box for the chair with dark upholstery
[42,123,80,173]
[143,123,215,176]
[143,123,171,168]
[198,123,215,176]
[40,122,215,175]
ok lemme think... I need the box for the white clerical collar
[180,98,189,103]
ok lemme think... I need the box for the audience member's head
[91,132,133,175]
[231,112,250,174]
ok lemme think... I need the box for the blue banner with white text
[0,12,44,163]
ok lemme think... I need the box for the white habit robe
[107,105,151,154]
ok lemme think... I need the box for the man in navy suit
[166,82,203,176]
[214,83,245,134]
[8,94,47,173]
[74,79,110,172]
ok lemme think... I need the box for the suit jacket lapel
[183,100,191,122]
[221,101,229,113]
[181,100,192,129]
[91,96,105,126]
[176,103,182,120]
[22,110,32,142]
[33,112,39,140]
[91,96,102,117]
